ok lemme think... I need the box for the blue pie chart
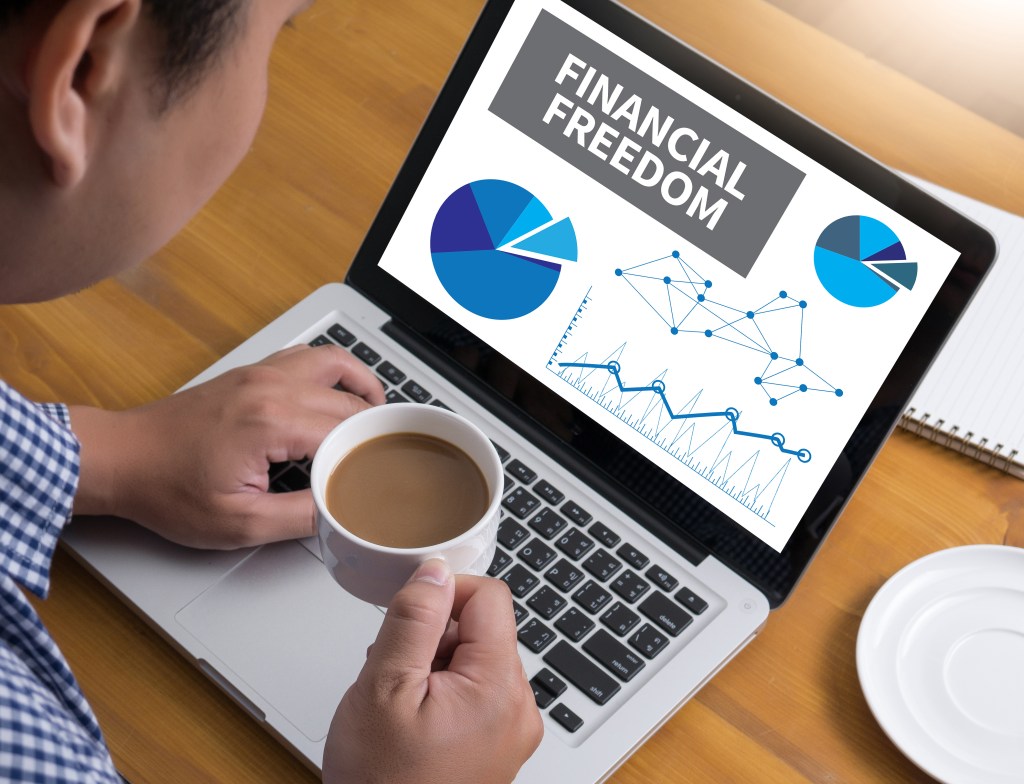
[430,180,577,320]
[814,215,917,308]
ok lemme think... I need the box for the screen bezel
[345,0,996,606]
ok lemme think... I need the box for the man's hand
[324,561,544,784]
[69,344,385,548]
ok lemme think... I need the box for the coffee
[325,432,489,548]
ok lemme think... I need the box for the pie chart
[813,215,917,308]
[430,179,577,320]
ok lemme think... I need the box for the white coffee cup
[311,403,503,606]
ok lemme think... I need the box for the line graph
[556,359,812,462]
[546,290,807,522]
[616,251,844,407]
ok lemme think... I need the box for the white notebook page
[902,174,1024,472]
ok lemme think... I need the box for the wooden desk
[3,1,1022,781]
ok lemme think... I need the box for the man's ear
[27,0,142,188]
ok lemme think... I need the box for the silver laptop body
[65,282,768,781]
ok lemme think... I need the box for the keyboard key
[675,586,709,615]
[352,342,381,365]
[584,629,646,682]
[552,704,585,736]
[487,547,511,577]
[385,389,410,404]
[512,601,528,625]
[327,323,357,347]
[527,508,567,540]
[589,522,620,548]
[560,500,592,526]
[573,580,612,614]
[308,334,331,347]
[629,623,669,659]
[497,519,529,550]
[506,459,537,484]
[555,528,594,560]
[554,607,594,642]
[401,380,431,403]
[518,538,556,571]
[533,668,567,697]
[543,641,620,706]
[544,559,586,593]
[531,680,555,709]
[646,565,679,593]
[527,585,566,620]
[491,441,511,463]
[429,399,452,411]
[616,543,649,570]
[534,479,565,506]
[600,602,641,637]
[501,487,541,519]
[517,618,556,653]
[582,549,622,581]
[550,703,584,733]
[503,475,514,494]
[610,570,651,603]
[376,361,406,386]
[640,592,694,637]
[501,565,539,598]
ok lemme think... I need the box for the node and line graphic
[814,215,916,308]
[430,179,577,320]
[614,250,843,407]
[546,289,818,523]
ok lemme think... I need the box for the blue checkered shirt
[1,381,120,783]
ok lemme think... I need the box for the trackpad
[175,541,384,742]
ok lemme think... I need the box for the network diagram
[544,250,849,521]
[614,251,843,407]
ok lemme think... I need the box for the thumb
[360,559,455,696]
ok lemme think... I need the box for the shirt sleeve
[1,383,120,782]
[0,382,80,599]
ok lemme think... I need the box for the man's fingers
[234,488,318,545]
[263,404,372,465]
[443,575,524,683]
[360,560,455,697]
[450,575,519,646]
[434,619,460,662]
[264,345,308,360]
[264,345,386,405]
[288,384,381,425]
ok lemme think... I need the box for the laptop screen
[349,0,993,602]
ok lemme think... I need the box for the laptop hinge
[381,318,709,567]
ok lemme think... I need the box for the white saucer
[857,545,1024,784]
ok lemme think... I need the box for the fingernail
[412,558,451,586]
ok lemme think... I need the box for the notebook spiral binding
[900,407,1021,474]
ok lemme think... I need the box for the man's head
[0,0,313,304]
[1,1,246,108]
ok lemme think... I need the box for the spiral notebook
[899,174,1024,479]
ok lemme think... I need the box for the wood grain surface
[2,1,1022,782]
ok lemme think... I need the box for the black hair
[0,1,245,107]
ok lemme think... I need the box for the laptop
[62,0,996,780]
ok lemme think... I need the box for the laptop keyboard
[267,322,714,740]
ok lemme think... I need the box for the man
[0,1,543,782]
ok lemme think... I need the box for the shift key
[543,641,620,706]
